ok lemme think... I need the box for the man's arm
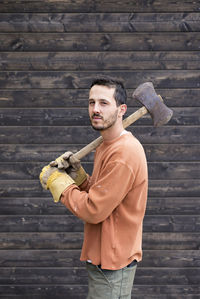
[60,160,135,224]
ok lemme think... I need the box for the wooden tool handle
[122,106,147,129]
[73,106,148,160]
[74,135,103,160]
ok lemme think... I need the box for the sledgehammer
[73,82,173,160]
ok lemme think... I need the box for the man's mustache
[92,113,103,119]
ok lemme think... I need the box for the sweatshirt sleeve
[60,160,135,224]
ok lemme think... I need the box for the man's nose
[93,103,101,113]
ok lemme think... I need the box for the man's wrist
[74,166,87,186]
[47,170,75,202]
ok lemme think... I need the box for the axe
[71,82,173,161]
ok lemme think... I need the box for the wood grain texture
[0,231,199,250]
[0,71,200,89]
[0,179,199,197]
[0,267,200,285]
[0,284,199,299]
[0,249,199,267]
[0,161,199,180]
[0,287,199,299]
[0,144,199,162]
[0,126,199,144]
[1,52,200,71]
[0,197,199,216]
[0,0,199,12]
[1,33,200,51]
[0,13,199,32]
[0,88,200,108]
[0,215,199,233]
[0,107,199,126]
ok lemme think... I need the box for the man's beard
[90,110,118,131]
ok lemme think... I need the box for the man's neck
[100,123,124,142]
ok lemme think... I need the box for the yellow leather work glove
[50,151,87,186]
[39,165,75,202]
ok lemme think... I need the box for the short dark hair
[90,76,127,106]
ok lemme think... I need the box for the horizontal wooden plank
[0,126,199,144]
[0,267,199,285]
[0,71,199,89]
[0,295,195,299]
[147,179,200,197]
[131,295,200,299]
[148,162,200,179]
[0,285,199,299]
[0,88,199,108]
[0,267,87,285]
[0,215,84,233]
[1,51,200,71]
[0,0,199,13]
[143,232,200,250]
[142,250,200,268]
[0,249,82,268]
[0,179,200,198]
[0,107,199,126]
[1,197,199,216]
[0,232,83,250]
[0,162,92,180]
[144,144,200,162]
[1,13,199,32]
[144,215,200,232]
[134,268,200,285]
[0,215,199,233]
[0,107,91,126]
[1,179,199,198]
[0,144,94,162]
[0,285,88,299]
[0,197,68,216]
[0,144,199,162]
[0,162,199,180]
[0,232,199,250]
[0,249,199,268]
[0,286,199,299]
[1,33,200,51]
[146,197,200,215]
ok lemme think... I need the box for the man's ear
[119,104,127,117]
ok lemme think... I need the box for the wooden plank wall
[0,1,200,298]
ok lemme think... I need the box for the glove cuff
[74,166,87,186]
[47,170,75,203]
[39,165,50,190]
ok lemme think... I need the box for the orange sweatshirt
[61,132,148,270]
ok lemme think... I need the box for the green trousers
[86,261,137,299]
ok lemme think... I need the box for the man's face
[88,85,121,131]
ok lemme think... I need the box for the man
[40,77,148,298]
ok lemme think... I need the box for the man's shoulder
[119,132,144,151]
[109,133,146,162]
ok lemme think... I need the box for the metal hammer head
[132,82,173,127]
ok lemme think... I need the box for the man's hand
[39,164,75,202]
[50,151,77,170]
[50,151,87,186]
[39,165,55,190]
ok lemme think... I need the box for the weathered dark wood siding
[0,1,200,298]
